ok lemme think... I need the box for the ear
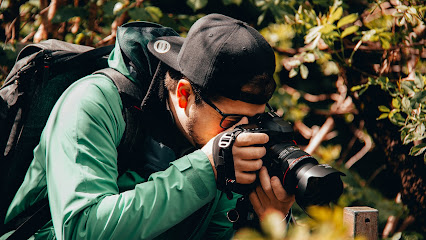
[176,79,193,109]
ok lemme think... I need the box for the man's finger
[233,132,269,147]
[271,176,294,203]
[234,158,263,172]
[249,189,263,216]
[232,146,266,160]
[258,166,276,200]
[235,171,257,184]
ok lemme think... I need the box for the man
[3,14,294,239]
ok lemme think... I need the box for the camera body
[236,112,345,209]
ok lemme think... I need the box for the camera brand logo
[153,40,171,54]
[278,146,301,159]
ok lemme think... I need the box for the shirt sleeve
[41,76,217,240]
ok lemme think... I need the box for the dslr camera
[236,112,345,209]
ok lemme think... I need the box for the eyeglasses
[201,96,273,129]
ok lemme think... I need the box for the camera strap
[212,129,243,200]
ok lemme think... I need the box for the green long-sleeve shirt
[4,75,238,239]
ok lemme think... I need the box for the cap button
[208,33,214,37]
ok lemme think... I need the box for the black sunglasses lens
[220,116,244,128]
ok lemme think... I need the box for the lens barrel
[236,113,345,209]
[265,142,344,209]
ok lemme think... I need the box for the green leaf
[377,113,388,120]
[102,1,118,16]
[392,98,401,109]
[341,25,359,39]
[145,6,163,22]
[186,0,208,11]
[359,85,369,96]
[222,0,242,6]
[289,68,298,78]
[414,74,425,89]
[414,124,425,138]
[350,84,365,92]
[329,7,343,24]
[337,13,358,28]
[391,232,402,240]
[257,11,266,25]
[128,8,151,21]
[401,97,411,112]
[388,109,400,119]
[300,64,309,79]
[52,6,87,23]
[409,143,426,156]
[320,24,336,34]
[378,105,391,112]
[379,32,392,41]
[391,113,406,126]
[380,38,391,49]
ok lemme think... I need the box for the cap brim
[147,36,184,72]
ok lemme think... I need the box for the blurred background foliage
[0,0,425,239]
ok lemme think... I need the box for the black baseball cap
[147,14,276,104]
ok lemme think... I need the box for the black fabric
[147,14,276,104]
[3,199,51,240]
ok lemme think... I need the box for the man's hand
[201,117,268,183]
[232,132,268,184]
[249,166,295,220]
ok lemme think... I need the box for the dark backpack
[0,39,139,238]
[0,22,178,239]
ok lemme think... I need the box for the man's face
[186,97,266,148]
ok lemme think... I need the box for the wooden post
[343,206,379,240]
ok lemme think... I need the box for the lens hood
[295,164,345,209]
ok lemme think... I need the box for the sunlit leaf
[410,143,426,156]
[289,68,298,78]
[377,113,388,120]
[300,64,309,79]
[378,105,390,112]
[329,7,343,24]
[320,24,336,34]
[341,25,359,38]
[380,38,391,49]
[186,0,208,11]
[337,13,358,28]
[392,98,401,109]
[303,53,316,63]
[350,84,365,92]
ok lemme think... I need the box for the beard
[186,113,207,149]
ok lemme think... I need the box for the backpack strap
[2,199,50,240]
[93,68,145,175]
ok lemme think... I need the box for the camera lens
[265,142,344,209]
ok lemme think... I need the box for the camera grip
[212,129,244,199]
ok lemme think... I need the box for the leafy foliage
[1,0,425,238]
